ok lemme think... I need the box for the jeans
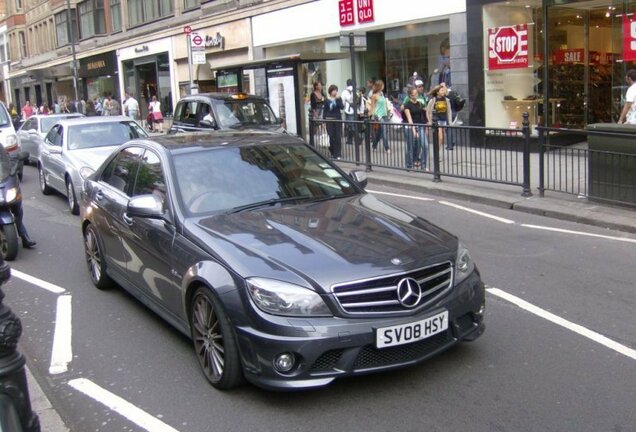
[405,125,428,169]
[326,119,342,158]
[344,113,355,144]
[372,116,389,150]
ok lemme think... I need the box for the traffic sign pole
[188,35,193,94]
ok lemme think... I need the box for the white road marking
[439,200,516,224]
[11,269,66,294]
[368,189,435,201]
[487,287,636,361]
[49,294,73,374]
[68,378,181,432]
[521,224,636,244]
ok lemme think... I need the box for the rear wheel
[66,178,79,215]
[190,287,243,389]
[0,224,19,261]
[38,164,51,195]
[84,224,112,290]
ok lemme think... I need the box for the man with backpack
[341,79,355,145]
[444,85,465,150]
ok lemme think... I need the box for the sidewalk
[26,366,69,432]
[337,162,636,234]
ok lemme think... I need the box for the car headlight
[4,134,19,152]
[455,242,475,284]
[5,187,18,203]
[79,167,95,180]
[246,277,332,317]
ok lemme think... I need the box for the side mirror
[126,194,164,219]
[49,146,62,155]
[350,170,368,189]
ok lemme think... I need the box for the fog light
[273,353,295,373]
[475,299,486,318]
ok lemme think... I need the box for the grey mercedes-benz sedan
[80,131,485,391]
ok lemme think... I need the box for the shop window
[110,0,122,32]
[79,0,106,40]
[128,0,173,27]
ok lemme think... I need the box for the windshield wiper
[230,196,310,213]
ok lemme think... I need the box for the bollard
[521,112,533,197]
[0,257,40,432]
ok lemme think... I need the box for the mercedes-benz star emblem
[396,278,422,308]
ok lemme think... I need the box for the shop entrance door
[548,4,617,127]
[136,61,158,121]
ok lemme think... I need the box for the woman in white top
[149,96,163,132]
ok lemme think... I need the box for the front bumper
[232,271,485,390]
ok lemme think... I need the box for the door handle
[94,189,104,201]
[122,213,133,226]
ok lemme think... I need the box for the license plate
[376,311,449,349]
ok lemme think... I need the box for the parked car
[39,116,148,215]
[0,102,23,180]
[168,93,284,134]
[18,113,84,164]
[80,131,486,391]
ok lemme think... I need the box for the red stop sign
[492,27,520,62]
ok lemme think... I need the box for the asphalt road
[5,165,636,432]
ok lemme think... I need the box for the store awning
[211,52,349,71]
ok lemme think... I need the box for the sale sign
[623,14,636,61]
[487,25,529,70]
[552,48,584,64]
[339,0,355,27]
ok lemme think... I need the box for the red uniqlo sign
[487,25,529,70]
[358,0,374,24]
[339,0,355,27]
[623,14,636,61]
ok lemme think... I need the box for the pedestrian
[365,78,375,98]
[310,82,326,139]
[341,79,355,145]
[123,91,139,120]
[53,100,61,114]
[618,69,636,124]
[110,97,121,116]
[148,95,163,133]
[21,100,34,120]
[85,99,96,116]
[367,79,390,152]
[427,84,453,151]
[94,97,103,116]
[0,146,36,248]
[41,104,50,115]
[103,94,113,116]
[403,87,428,170]
[323,84,345,160]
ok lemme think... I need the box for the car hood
[227,123,285,133]
[66,146,119,170]
[186,194,457,291]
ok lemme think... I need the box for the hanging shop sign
[487,25,528,70]
[79,52,117,78]
[623,14,636,62]
[339,0,355,26]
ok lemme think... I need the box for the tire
[0,224,19,261]
[190,287,244,390]
[84,224,112,290]
[38,164,52,195]
[66,178,79,215]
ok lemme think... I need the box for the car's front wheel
[38,164,51,195]
[66,178,79,215]
[84,224,112,290]
[190,287,243,390]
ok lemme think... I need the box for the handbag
[153,111,163,121]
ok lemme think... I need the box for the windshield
[215,100,278,129]
[67,121,148,150]
[0,104,11,127]
[173,143,358,215]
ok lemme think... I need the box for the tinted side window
[45,126,63,146]
[101,147,144,195]
[22,118,36,131]
[197,103,215,128]
[132,151,166,206]
[175,101,199,127]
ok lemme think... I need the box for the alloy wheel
[85,228,102,283]
[192,294,225,382]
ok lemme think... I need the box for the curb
[26,366,69,432]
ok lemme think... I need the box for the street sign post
[190,32,206,65]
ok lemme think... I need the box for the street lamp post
[66,0,79,102]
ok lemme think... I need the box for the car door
[41,125,66,193]
[91,146,144,282]
[119,150,184,320]
[17,117,38,162]
[170,100,204,133]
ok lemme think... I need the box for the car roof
[55,116,135,126]
[31,113,84,119]
[137,131,304,154]
[178,93,268,103]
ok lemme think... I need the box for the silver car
[18,114,84,164]
[38,116,148,214]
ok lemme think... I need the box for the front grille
[353,331,451,370]
[332,262,453,314]
[310,349,344,372]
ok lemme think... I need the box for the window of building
[19,31,27,58]
[55,10,78,47]
[127,0,173,27]
[79,0,105,39]
[111,0,122,32]
[184,0,199,9]
[15,0,22,10]
[0,35,6,63]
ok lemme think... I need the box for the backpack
[449,90,465,113]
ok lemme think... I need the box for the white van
[0,102,19,153]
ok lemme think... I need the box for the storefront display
[79,52,119,103]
